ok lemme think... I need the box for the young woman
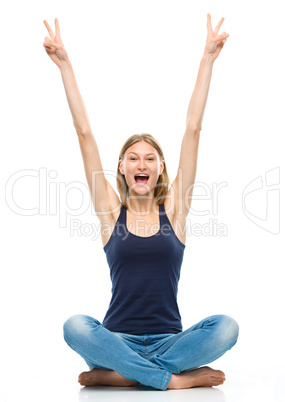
[43,14,239,391]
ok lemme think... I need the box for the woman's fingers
[207,14,213,33]
[55,18,60,39]
[43,42,52,50]
[207,14,228,41]
[43,20,55,40]
[214,17,224,34]
[215,32,229,43]
[43,36,60,50]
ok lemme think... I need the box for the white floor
[1,366,284,402]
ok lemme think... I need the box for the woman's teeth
[135,175,149,185]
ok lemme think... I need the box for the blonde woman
[43,14,239,391]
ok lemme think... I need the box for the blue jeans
[63,314,239,391]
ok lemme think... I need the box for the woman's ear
[119,159,124,175]
[159,159,165,175]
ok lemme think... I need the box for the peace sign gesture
[43,18,69,68]
[204,14,229,61]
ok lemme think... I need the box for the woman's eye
[129,157,153,160]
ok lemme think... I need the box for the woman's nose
[138,161,146,169]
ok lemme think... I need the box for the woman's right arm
[59,60,121,215]
[43,18,120,216]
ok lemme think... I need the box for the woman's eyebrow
[127,152,156,156]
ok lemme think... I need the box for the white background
[1,0,284,401]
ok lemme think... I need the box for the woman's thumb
[43,37,61,50]
[43,37,52,48]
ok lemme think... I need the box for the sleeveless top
[102,201,186,335]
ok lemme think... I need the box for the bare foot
[78,368,140,387]
[167,366,226,389]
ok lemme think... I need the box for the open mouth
[134,175,149,185]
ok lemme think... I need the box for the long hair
[116,133,170,209]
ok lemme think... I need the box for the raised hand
[43,18,69,67]
[204,14,229,61]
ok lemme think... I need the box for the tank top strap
[159,201,170,226]
[118,202,126,225]
[108,202,123,233]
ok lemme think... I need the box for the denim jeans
[63,314,239,391]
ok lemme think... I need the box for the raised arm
[171,14,229,217]
[43,19,120,215]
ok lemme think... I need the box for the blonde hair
[116,133,170,209]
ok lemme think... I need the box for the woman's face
[119,141,164,198]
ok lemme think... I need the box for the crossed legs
[64,314,239,390]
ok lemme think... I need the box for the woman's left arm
[172,14,229,217]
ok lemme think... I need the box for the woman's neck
[127,199,158,215]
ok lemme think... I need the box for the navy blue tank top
[102,201,186,335]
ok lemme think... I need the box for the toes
[211,377,225,386]
[78,372,89,385]
[215,370,226,380]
